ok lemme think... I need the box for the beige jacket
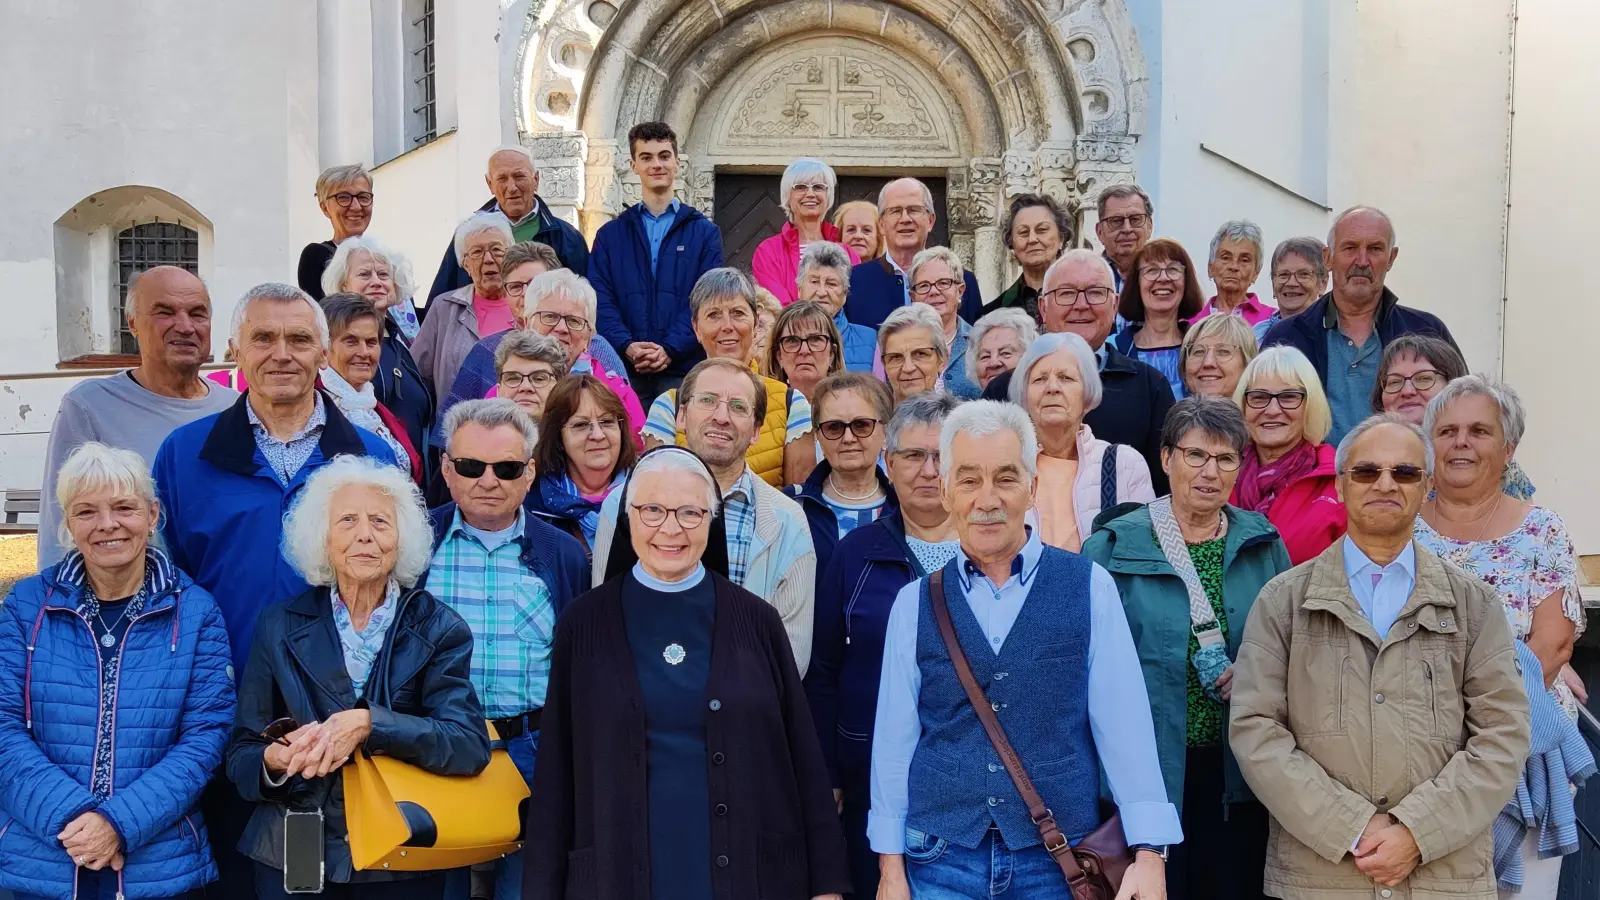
[1230,540,1530,900]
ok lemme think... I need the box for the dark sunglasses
[1342,463,1426,485]
[818,417,879,441]
[448,456,529,480]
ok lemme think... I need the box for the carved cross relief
[784,57,881,138]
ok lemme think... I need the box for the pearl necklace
[826,474,882,502]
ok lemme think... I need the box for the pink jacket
[751,221,860,304]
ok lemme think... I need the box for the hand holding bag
[929,569,1133,900]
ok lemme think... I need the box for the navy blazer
[423,502,590,617]
[783,459,899,580]
[1259,287,1459,382]
[373,320,434,465]
[426,196,590,304]
[842,256,983,329]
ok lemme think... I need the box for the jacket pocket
[757,830,808,899]
[903,827,949,865]
[182,814,203,851]
[565,846,598,899]
[1289,643,1351,737]
[511,582,557,646]
[1423,653,1465,743]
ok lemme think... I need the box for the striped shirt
[723,470,758,585]
[428,509,555,718]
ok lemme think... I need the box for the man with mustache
[37,266,237,567]
[842,177,982,328]
[1261,206,1458,444]
[870,400,1178,900]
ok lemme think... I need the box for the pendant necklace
[94,586,144,648]
[663,643,687,666]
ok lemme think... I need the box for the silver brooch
[663,643,687,666]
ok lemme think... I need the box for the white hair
[907,246,965,286]
[877,177,936,216]
[1009,331,1104,412]
[1209,219,1264,264]
[939,399,1040,480]
[1042,248,1116,290]
[779,158,838,222]
[321,235,417,304]
[282,455,434,588]
[488,144,538,173]
[526,268,598,328]
[878,303,947,357]
[1335,413,1434,478]
[967,308,1038,385]
[443,399,539,458]
[230,282,330,349]
[798,241,853,291]
[623,447,720,513]
[453,211,516,261]
[1422,373,1526,447]
[54,442,160,548]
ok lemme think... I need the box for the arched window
[116,221,199,354]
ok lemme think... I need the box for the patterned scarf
[1233,440,1320,515]
[538,471,624,545]
[1148,497,1231,701]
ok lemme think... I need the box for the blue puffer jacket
[0,562,235,900]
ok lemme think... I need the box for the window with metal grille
[406,0,437,146]
[116,221,199,355]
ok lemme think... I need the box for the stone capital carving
[1002,150,1038,201]
[966,158,1003,229]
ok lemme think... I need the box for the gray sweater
[38,371,237,567]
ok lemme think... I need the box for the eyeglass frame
[1340,463,1426,485]
[329,191,374,209]
[1040,285,1115,307]
[777,333,832,354]
[630,503,711,529]
[686,391,757,420]
[818,417,880,441]
[498,369,558,390]
[1381,370,1444,394]
[564,415,623,435]
[532,310,590,332]
[1242,389,1307,410]
[1100,213,1150,231]
[464,244,508,263]
[1169,444,1243,472]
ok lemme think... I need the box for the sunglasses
[818,417,879,441]
[1342,463,1426,485]
[448,456,529,480]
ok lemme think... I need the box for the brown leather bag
[930,569,1134,900]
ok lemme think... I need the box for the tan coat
[1230,540,1530,899]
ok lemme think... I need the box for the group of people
[4,117,1591,900]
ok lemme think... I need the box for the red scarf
[1233,441,1320,515]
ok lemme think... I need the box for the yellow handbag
[342,723,530,872]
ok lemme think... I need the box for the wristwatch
[1129,844,1169,861]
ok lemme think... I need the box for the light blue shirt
[886,253,912,307]
[868,529,1182,853]
[641,198,681,268]
[1324,326,1382,446]
[632,561,706,593]
[459,511,522,552]
[1342,536,1417,641]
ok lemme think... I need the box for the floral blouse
[1414,505,1585,715]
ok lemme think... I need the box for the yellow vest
[665,374,793,487]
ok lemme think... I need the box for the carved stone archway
[509,0,1147,293]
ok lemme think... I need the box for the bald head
[487,148,540,221]
[128,266,213,377]
[128,266,206,318]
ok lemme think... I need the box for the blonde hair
[1180,314,1259,375]
[54,442,160,547]
[830,200,883,260]
[1235,345,1333,445]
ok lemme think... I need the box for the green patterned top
[1184,537,1229,747]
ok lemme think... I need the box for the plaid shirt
[723,469,758,585]
[246,392,326,485]
[428,510,555,718]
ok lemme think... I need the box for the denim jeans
[904,826,1073,899]
[444,729,538,900]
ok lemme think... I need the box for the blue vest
[907,548,1101,851]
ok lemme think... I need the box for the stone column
[581,138,623,239]
[967,158,1004,300]
[524,131,588,227]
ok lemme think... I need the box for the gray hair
[443,399,539,458]
[525,268,598,327]
[230,282,329,349]
[689,267,757,318]
[940,399,1039,480]
[1270,236,1328,280]
[1002,193,1074,250]
[779,158,838,222]
[1335,412,1434,477]
[488,144,537,173]
[877,177,936,216]
[1008,331,1104,411]
[885,391,961,453]
[282,454,433,588]
[623,446,721,513]
[1043,247,1116,290]
[1209,219,1264,264]
[968,309,1038,386]
[878,303,947,357]
[54,442,160,547]
[1096,183,1152,218]
[1422,373,1527,447]
[321,235,417,303]
[453,211,515,261]
[1327,206,1398,249]
[1160,395,1248,454]
[495,329,570,376]
[798,241,853,292]
[314,164,372,203]
[907,246,964,286]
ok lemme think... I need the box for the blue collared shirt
[1324,325,1382,446]
[641,198,682,268]
[246,393,326,485]
[868,529,1182,852]
[1342,536,1417,641]
[723,469,758,585]
[886,254,912,308]
[632,561,706,592]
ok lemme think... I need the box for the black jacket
[1258,287,1458,382]
[984,342,1176,493]
[426,196,591,303]
[373,320,434,467]
[524,572,850,900]
[226,586,491,884]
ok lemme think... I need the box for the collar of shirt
[723,468,757,506]
[955,525,1044,595]
[1205,292,1270,320]
[1343,535,1415,584]
[641,198,681,221]
[246,391,326,443]
[448,507,526,552]
[632,561,706,593]
[504,197,541,227]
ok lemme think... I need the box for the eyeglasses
[687,391,755,420]
[533,311,590,332]
[1191,344,1240,364]
[882,205,930,220]
[465,245,507,263]
[790,182,830,194]
[499,370,557,389]
[448,456,529,480]
[882,347,941,369]
[1139,264,1185,281]
[818,417,880,441]
[1342,463,1426,485]
[1243,389,1306,410]
[1172,445,1243,472]
[910,278,961,297]
[891,447,940,468]
[1041,286,1114,307]
[1100,214,1150,231]
[330,191,374,209]
[631,503,710,528]
[1381,370,1443,394]
[504,279,533,298]
[1273,268,1322,285]
[778,333,831,354]
[564,416,621,434]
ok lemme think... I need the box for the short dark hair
[1117,238,1205,324]
[1369,334,1468,413]
[628,121,678,157]
[678,357,768,424]
[1160,395,1248,454]
[1097,183,1152,218]
[1002,193,1074,250]
[502,241,563,275]
[319,293,382,337]
[765,300,843,381]
[535,374,638,483]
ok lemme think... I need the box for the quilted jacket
[0,562,236,900]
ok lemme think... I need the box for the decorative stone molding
[1074,134,1139,212]
[679,157,716,219]
[525,131,588,216]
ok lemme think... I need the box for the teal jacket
[1081,503,1291,813]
